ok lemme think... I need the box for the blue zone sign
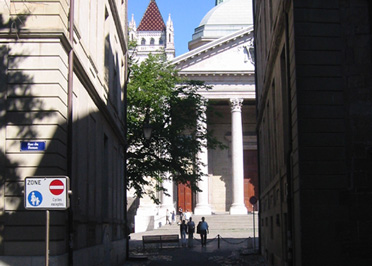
[20,141,46,151]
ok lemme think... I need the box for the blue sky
[128,0,216,56]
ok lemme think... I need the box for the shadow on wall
[0,13,127,262]
[127,197,139,233]
[0,13,62,256]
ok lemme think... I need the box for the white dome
[200,0,253,27]
[189,0,253,50]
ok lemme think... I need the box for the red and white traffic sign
[24,176,70,210]
[49,179,64,195]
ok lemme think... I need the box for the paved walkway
[123,214,266,265]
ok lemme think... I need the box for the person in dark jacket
[187,217,195,247]
[180,220,187,247]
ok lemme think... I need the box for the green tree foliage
[126,54,224,203]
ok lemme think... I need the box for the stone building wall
[254,0,372,265]
[0,1,128,265]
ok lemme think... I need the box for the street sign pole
[249,196,258,250]
[24,176,71,266]
[252,205,255,250]
[46,210,50,266]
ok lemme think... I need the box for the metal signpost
[249,196,258,250]
[24,176,71,266]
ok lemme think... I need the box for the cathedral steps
[129,213,259,241]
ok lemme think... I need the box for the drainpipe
[67,0,75,265]
[124,64,130,260]
[251,0,261,255]
[284,8,294,266]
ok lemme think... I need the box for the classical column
[194,106,212,215]
[229,98,248,215]
[161,174,174,211]
[134,191,158,232]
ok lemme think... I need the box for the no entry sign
[49,179,64,195]
[24,176,70,210]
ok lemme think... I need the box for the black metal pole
[253,207,255,250]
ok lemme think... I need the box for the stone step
[130,213,259,241]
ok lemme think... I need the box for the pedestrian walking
[184,210,190,221]
[171,210,175,224]
[166,209,171,225]
[180,220,187,247]
[187,217,195,247]
[197,217,209,247]
[178,207,183,223]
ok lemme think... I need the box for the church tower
[129,0,175,62]
[129,14,137,43]
[165,13,175,59]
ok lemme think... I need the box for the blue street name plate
[20,141,46,151]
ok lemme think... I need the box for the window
[141,38,146,45]
[270,216,274,239]
[150,38,155,45]
[102,134,109,219]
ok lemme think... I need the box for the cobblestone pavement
[124,214,265,265]
[124,239,266,265]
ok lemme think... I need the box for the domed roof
[200,0,253,27]
[189,0,253,50]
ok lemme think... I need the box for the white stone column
[161,174,174,211]
[229,98,248,215]
[194,106,212,215]
[134,192,158,232]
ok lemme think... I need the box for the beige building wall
[0,1,128,265]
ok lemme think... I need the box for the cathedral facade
[129,0,258,233]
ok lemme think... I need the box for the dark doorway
[177,182,193,213]
[244,149,258,212]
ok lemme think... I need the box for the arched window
[159,38,164,45]
[150,38,155,45]
[141,38,146,45]
[168,34,172,43]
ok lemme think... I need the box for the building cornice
[172,26,254,65]
[178,70,254,77]
[108,0,128,54]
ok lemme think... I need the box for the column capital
[230,98,243,112]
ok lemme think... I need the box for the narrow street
[124,214,266,265]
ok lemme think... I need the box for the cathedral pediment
[172,27,254,76]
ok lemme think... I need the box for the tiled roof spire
[137,0,166,31]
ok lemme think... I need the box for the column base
[229,204,248,215]
[135,204,158,232]
[134,215,154,233]
[194,204,212,215]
